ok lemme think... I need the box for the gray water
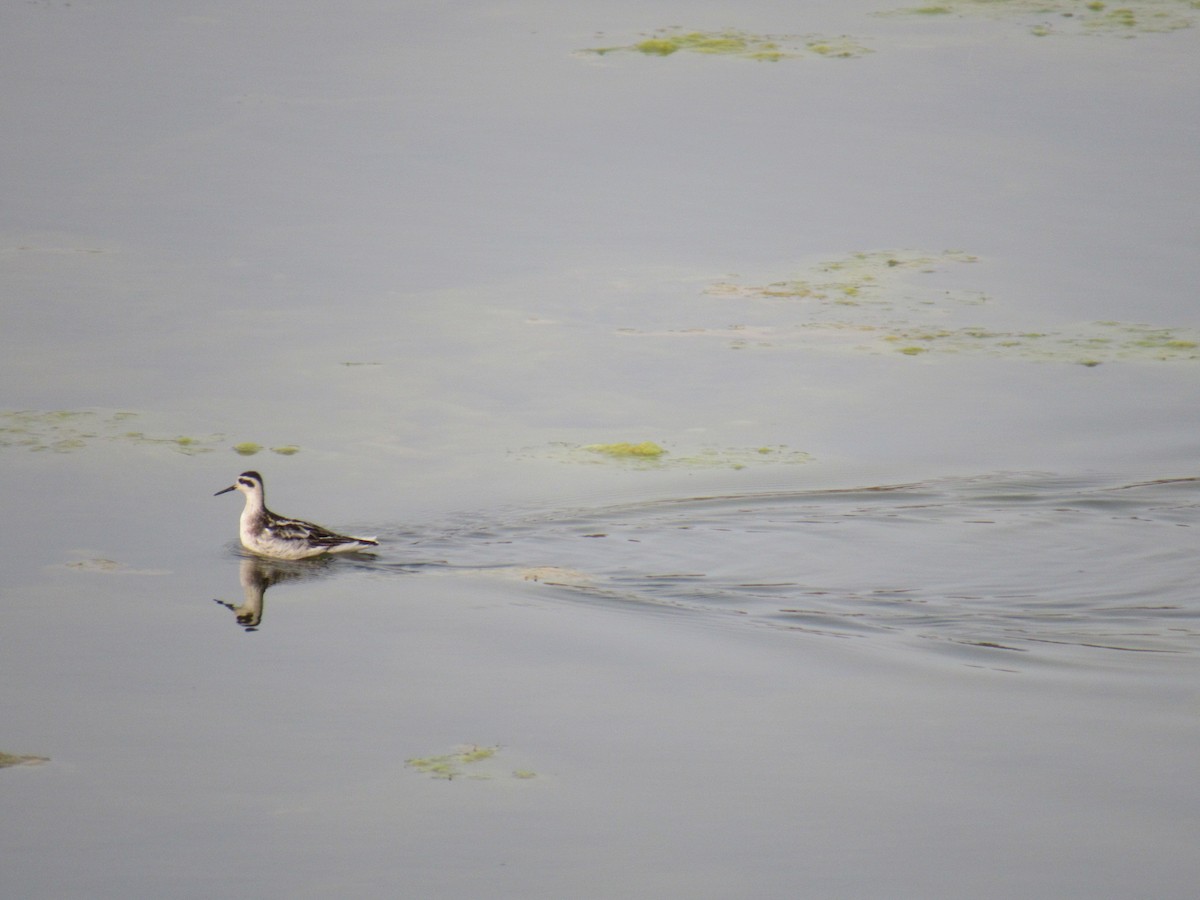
[2,2,1199,898]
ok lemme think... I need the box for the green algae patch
[619,249,1200,366]
[0,752,49,768]
[804,37,874,58]
[634,32,752,56]
[877,320,1200,363]
[0,409,219,455]
[585,441,666,459]
[127,431,221,455]
[584,28,872,61]
[235,442,300,456]
[0,409,127,452]
[880,0,1199,36]
[706,249,981,312]
[405,745,534,781]
[0,410,308,458]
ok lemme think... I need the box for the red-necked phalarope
[215,470,379,559]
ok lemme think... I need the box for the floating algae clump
[235,442,299,456]
[880,0,1198,36]
[585,27,871,61]
[635,32,752,56]
[0,409,221,454]
[625,249,1200,366]
[706,249,980,311]
[584,441,666,458]
[405,745,505,780]
[877,320,1200,363]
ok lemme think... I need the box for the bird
[215,470,379,559]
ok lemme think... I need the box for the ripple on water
[379,473,1200,667]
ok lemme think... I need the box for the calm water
[3,2,1199,897]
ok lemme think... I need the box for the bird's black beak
[215,485,236,496]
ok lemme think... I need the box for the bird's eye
[239,478,254,488]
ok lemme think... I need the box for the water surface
[2,2,1199,897]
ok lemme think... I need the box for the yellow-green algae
[0,409,218,455]
[0,752,49,768]
[0,410,305,457]
[234,442,300,456]
[535,442,813,470]
[405,745,529,781]
[875,316,1200,365]
[585,28,872,61]
[585,441,667,458]
[880,0,1199,36]
[619,250,1200,366]
[706,249,981,312]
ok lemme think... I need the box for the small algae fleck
[0,752,49,768]
[60,554,170,575]
[880,0,1198,35]
[233,442,262,456]
[405,745,508,781]
[459,746,497,764]
[270,445,301,456]
[584,441,666,459]
[64,558,124,573]
[131,433,219,455]
[584,27,872,61]
[805,37,874,58]
[539,442,813,470]
[630,30,783,59]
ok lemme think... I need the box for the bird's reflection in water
[213,555,335,631]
